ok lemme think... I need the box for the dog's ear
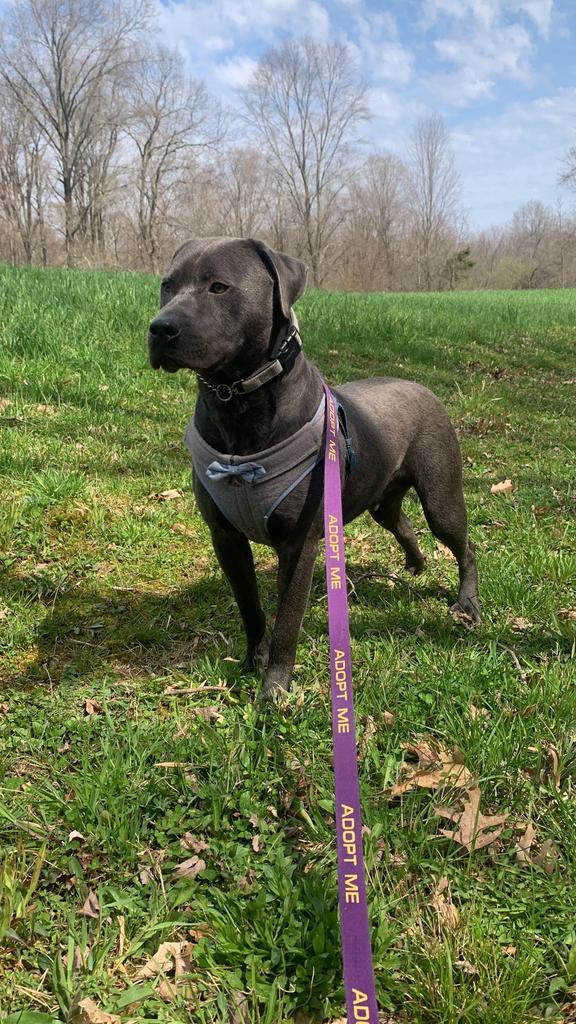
[250,240,308,320]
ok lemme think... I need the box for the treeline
[1,0,575,291]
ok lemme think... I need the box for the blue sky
[156,0,574,230]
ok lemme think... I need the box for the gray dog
[148,237,480,697]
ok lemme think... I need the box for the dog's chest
[185,399,325,544]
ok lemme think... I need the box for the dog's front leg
[263,533,320,698]
[209,523,268,671]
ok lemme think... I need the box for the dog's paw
[450,597,481,628]
[261,673,291,703]
[406,556,426,576]
[241,637,270,674]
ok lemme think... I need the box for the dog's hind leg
[415,471,480,624]
[370,489,426,575]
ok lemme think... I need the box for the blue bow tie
[206,460,266,484]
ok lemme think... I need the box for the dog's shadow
[3,557,572,689]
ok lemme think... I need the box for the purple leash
[322,382,379,1022]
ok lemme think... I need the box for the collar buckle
[215,383,235,402]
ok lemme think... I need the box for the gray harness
[185,399,325,544]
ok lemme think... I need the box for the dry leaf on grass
[84,698,102,716]
[383,710,396,727]
[132,940,195,1001]
[515,826,558,873]
[0,398,12,412]
[68,830,86,843]
[389,737,473,797]
[190,705,224,722]
[0,702,9,714]
[430,876,460,930]
[531,839,559,875]
[252,834,261,854]
[70,997,120,1024]
[515,823,537,864]
[545,743,561,788]
[435,787,507,853]
[454,958,479,975]
[156,488,183,501]
[180,832,208,854]
[228,990,249,1023]
[171,855,206,881]
[0,606,10,620]
[138,863,154,885]
[559,608,576,621]
[79,891,100,918]
[170,522,194,537]
[491,478,514,494]
[434,542,456,560]
[511,616,532,632]
[469,703,489,721]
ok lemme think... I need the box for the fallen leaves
[389,738,473,797]
[490,478,514,494]
[435,787,508,853]
[180,832,208,854]
[515,823,559,874]
[155,488,183,501]
[170,522,194,537]
[559,607,576,622]
[84,698,102,716]
[511,616,532,632]
[79,891,100,919]
[430,876,460,930]
[0,605,11,620]
[71,998,120,1024]
[132,940,195,1001]
[515,823,536,864]
[171,855,206,881]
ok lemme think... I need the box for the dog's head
[148,237,307,376]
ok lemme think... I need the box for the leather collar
[196,325,302,403]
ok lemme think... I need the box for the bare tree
[242,37,368,286]
[406,113,461,290]
[560,142,576,193]
[0,0,150,265]
[214,148,270,238]
[344,153,408,289]
[510,200,555,287]
[126,46,222,271]
[0,84,49,264]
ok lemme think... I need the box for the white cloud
[510,0,553,37]
[421,0,553,33]
[345,11,412,85]
[430,22,533,102]
[155,0,331,57]
[213,55,259,88]
[452,86,576,227]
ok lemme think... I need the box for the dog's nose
[148,315,181,343]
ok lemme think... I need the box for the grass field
[0,265,575,1024]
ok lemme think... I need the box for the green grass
[0,265,575,1023]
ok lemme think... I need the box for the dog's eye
[209,282,229,294]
